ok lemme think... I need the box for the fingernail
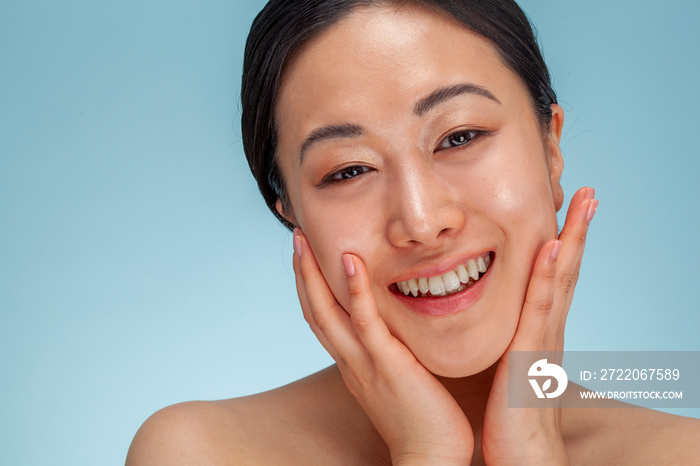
[585,199,598,224]
[550,241,562,261]
[342,254,355,277]
[585,187,595,199]
[293,229,302,257]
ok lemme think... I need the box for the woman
[127,0,700,464]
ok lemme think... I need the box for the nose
[387,165,466,248]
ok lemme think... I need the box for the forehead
[275,4,527,152]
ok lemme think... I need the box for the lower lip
[391,262,492,317]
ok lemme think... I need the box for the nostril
[437,226,453,238]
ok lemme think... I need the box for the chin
[411,326,515,378]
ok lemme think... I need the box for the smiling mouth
[393,252,493,298]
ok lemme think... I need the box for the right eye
[324,165,370,183]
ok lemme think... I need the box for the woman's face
[275,4,564,377]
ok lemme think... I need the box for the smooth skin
[127,4,700,465]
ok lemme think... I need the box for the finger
[556,188,596,301]
[562,186,594,229]
[292,251,345,363]
[342,254,398,357]
[293,230,367,364]
[548,188,598,341]
[509,239,561,351]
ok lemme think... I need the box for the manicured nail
[550,241,562,261]
[293,229,302,257]
[585,187,595,199]
[342,254,355,277]
[585,199,598,224]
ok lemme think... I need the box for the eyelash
[323,165,371,184]
[437,129,486,151]
[321,129,488,184]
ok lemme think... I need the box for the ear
[275,198,296,227]
[546,104,565,212]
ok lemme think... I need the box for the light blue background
[1,1,699,464]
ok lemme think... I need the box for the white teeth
[418,277,429,294]
[428,276,446,295]
[395,253,492,297]
[477,256,487,273]
[442,270,461,292]
[407,278,419,297]
[456,264,470,284]
[467,259,479,281]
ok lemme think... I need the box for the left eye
[437,130,480,150]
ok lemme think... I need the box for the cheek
[488,166,554,234]
[478,132,557,241]
[300,198,386,308]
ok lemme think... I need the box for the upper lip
[385,249,493,286]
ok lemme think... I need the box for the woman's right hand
[292,230,473,465]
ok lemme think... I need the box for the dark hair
[241,0,557,230]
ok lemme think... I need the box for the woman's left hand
[481,186,598,465]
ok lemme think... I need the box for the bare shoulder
[563,390,700,465]
[614,407,700,464]
[126,365,389,465]
[125,398,245,465]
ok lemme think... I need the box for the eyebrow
[413,83,501,116]
[297,83,500,164]
[299,123,363,164]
